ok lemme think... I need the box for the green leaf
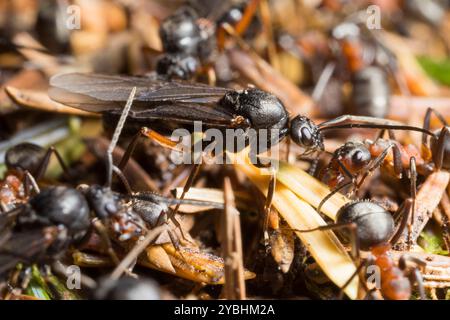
[418,232,448,255]
[417,56,450,86]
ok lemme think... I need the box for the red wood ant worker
[319,107,450,208]
[295,173,426,300]
[318,130,433,214]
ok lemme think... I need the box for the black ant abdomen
[350,66,390,118]
[336,201,395,251]
[27,186,90,240]
[5,142,47,175]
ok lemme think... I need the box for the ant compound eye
[300,127,313,146]
[352,150,364,164]
[350,147,371,168]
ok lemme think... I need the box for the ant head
[289,116,324,153]
[82,185,122,220]
[431,126,450,171]
[28,186,90,239]
[336,201,394,251]
[334,141,371,173]
[5,142,46,175]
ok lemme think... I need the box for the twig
[221,176,246,299]
[396,171,450,249]
[109,225,167,280]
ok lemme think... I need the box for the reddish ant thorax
[0,170,28,211]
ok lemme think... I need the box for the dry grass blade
[232,152,358,299]
[276,161,349,220]
[5,86,98,117]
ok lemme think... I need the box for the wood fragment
[396,171,450,249]
[5,86,98,117]
[221,177,246,299]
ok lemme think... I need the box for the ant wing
[49,73,229,112]
[0,227,58,275]
[126,101,238,128]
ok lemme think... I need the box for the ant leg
[410,268,426,300]
[23,170,40,196]
[91,218,120,266]
[307,157,319,176]
[433,126,450,170]
[118,127,182,171]
[164,164,201,242]
[390,199,413,246]
[387,157,415,247]
[317,159,356,212]
[356,142,396,190]
[387,131,404,177]
[112,165,133,195]
[317,181,353,214]
[398,255,427,300]
[407,157,417,248]
[292,222,360,261]
[422,107,448,157]
[234,0,261,36]
[375,129,386,141]
[34,146,70,181]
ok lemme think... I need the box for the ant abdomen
[5,142,46,175]
[28,186,90,239]
[336,201,395,251]
[350,66,390,118]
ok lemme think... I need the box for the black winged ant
[156,0,261,81]
[48,72,436,231]
[0,87,224,285]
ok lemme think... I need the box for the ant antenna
[105,87,137,188]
